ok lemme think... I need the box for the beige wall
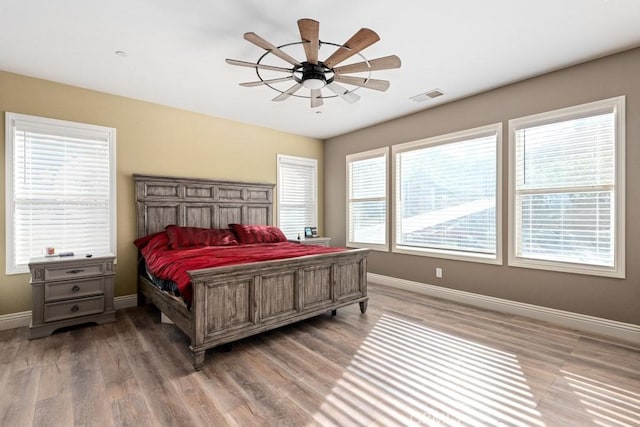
[0,70,323,316]
[325,48,640,325]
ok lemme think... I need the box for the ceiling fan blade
[298,18,320,65]
[323,28,380,68]
[244,32,301,67]
[226,59,292,73]
[333,75,390,92]
[333,55,401,74]
[326,81,360,104]
[272,83,303,102]
[310,89,323,108]
[239,76,294,87]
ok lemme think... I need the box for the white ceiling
[2,0,640,139]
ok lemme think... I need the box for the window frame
[276,154,318,239]
[5,112,117,275]
[507,96,625,278]
[345,147,389,251]
[391,123,503,264]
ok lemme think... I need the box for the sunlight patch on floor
[312,313,545,426]
[562,370,640,427]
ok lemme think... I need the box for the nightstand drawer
[44,278,104,302]
[44,263,104,281]
[43,296,105,323]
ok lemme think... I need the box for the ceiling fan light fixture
[302,77,326,89]
[301,64,327,89]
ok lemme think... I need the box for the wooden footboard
[188,249,368,369]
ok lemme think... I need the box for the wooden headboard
[134,174,274,238]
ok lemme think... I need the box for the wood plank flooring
[1,283,639,426]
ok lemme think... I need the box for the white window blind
[277,154,317,239]
[510,97,625,277]
[347,148,388,250]
[393,124,500,262]
[5,113,116,274]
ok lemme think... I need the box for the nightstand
[28,255,116,339]
[289,237,331,247]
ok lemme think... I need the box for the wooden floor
[1,284,639,426]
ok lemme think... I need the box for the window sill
[347,242,389,252]
[393,245,501,265]
[6,268,30,276]
[508,257,625,279]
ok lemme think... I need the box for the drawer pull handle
[66,269,85,274]
[70,305,80,313]
[71,285,80,292]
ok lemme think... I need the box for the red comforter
[142,242,345,305]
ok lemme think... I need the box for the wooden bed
[134,174,369,370]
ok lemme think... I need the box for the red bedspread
[142,242,345,305]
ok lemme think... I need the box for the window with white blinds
[509,97,625,277]
[393,124,501,263]
[5,113,116,274]
[346,148,388,250]
[277,154,317,239]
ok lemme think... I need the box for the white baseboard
[0,310,32,331]
[368,273,640,345]
[0,293,138,331]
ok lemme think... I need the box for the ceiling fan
[225,18,401,108]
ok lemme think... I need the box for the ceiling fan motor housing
[300,62,328,89]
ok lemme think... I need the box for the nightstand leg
[331,309,337,316]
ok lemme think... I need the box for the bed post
[359,256,368,313]
[190,277,208,370]
[192,350,205,371]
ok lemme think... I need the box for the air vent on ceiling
[410,89,445,102]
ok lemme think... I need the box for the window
[5,113,116,274]
[277,154,318,239]
[392,124,502,263]
[346,148,389,250]
[508,97,625,277]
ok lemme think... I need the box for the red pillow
[165,225,238,249]
[228,224,288,244]
[133,231,169,251]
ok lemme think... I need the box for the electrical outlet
[436,267,443,278]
